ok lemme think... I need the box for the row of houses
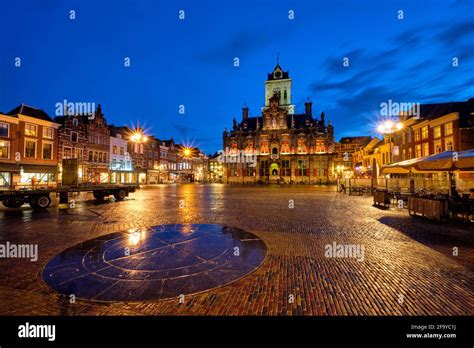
[336,98,474,179]
[0,104,209,188]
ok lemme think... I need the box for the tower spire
[276,52,280,65]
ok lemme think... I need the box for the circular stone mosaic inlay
[42,224,266,302]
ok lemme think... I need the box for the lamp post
[179,146,193,182]
[129,129,148,187]
[377,120,403,164]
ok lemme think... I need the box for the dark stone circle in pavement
[42,224,266,302]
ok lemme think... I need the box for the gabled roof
[7,104,54,122]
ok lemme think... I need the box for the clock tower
[264,58,295,114]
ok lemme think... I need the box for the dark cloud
[172,123,194,136]
[194,26,292,65]
[437,19,474,45]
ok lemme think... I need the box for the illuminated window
[433,126,441,139]
[43,127,54,139]
[446,140,454,151]
[297,159,307,176]
[280,141,290,154]
[422,143,429,156]
[414,130,420,141]
[444,122,453,136]
[415,145,422,157]
[297,139,307,153]
[315,139,326,153]
[64,147,72,159]
[0,140,10,159]
[25,123,37,137]
[421,126,429,140]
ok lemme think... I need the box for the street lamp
[129,128,148,186]
[377,119,403,164]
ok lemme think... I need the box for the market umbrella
[382,157,425,174]
[414,150,474,171]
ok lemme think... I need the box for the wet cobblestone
[0,184,473,315]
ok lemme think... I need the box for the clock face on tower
[274,71,282,79]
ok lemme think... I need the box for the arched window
[272,147,278,155]
[284,90,287,100]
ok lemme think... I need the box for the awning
[414,150,474,171]
[21,164,58,174]
[382,157,425,174]
[382,150,474,173]
[0,163,21,173]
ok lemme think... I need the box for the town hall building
[223,62,336,184]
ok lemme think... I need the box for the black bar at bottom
[0,316,472,346]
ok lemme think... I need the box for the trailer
[0,184,137,210]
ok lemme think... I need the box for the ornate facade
[223,63,336,184]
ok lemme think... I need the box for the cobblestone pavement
[0,184,473,316]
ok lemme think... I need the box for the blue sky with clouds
[1,0,473,153]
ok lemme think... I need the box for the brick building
[1,104,59,188]
[394,99,474,163]
[55,104,110,184]
[223,62,335,184]
[334,136,372,178]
